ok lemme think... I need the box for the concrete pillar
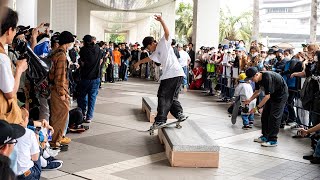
[192,0,220,52]
[51,0,77,35]
[16,0,37,27]
[37,0,50,26]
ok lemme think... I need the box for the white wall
[90,15,106,41]
[16,0,37,27]
[127,17,151,44]
[51,0,77,35]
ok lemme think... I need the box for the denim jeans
[314,140,320,157]
[77,78,100,120]
[17,155,41,180]
[155,76,184,123]
[182,66,188,87]
[241,113,254,126]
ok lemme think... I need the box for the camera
[14,38,52,86]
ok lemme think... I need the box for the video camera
[14,39,52,86]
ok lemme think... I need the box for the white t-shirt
[16,128,40,175]
[178,50,190,67]
[0,53,14,93]
[234,82,256,110]
[149,35,185,80]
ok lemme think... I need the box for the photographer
[0,7,28,124]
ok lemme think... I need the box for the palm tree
[310,0,317,43]
[252,0,259,41]
[219,8,253,43]
[175,2,193,43]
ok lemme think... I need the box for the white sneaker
[261,141,278,147]
[46,148,60,157]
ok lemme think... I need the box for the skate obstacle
[142,97,175,122]
[142,97,220,168]
[158,120,220,168]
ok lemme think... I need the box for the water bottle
[48,130,52,142]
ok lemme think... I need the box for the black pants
[286,89,297,123]
[155,76,184,123]
[107,64,114,82]
[261,96,288,141]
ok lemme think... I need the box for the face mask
[68,43,74,50]
[252,52,258,57]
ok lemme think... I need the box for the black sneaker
[46,156,63,163]
[177,113,188,122]
[280,123,285,129]
[43,160,63,171]
[150,121,166,129]
[303,155,314,160]
[242,125,252,130]
[310,157,320,164]
[249,121,254,126]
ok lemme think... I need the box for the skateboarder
[243,67,288,147]
[134,15,187,128]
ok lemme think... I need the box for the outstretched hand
[154,15,163,22]
[134,62,140,70]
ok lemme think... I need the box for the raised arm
[154,15,169,40]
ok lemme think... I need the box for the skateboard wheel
[176,125,182,129]
[149,131,154,135]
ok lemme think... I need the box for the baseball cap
[276,49,284,54]
[238,73,247,81]
[245,67,258,81]
[16,25,30,36]
[0,120,25,146]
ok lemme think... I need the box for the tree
[175,2,193,43]
[219,8,253,44]
[310,0,317,43]
[109,34,125,44]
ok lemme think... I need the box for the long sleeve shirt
[49,49,69,96]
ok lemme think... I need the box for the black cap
[83,35,93,44]
[0,120,25,146]
[267,49,275,54]
[245,67,258,81]
[276,49,284,54]
[58,31,74,45]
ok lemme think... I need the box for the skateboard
[231,96,240,124]
[148,117,188,135]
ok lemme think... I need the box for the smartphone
[44,23,50,27]
[47,130,52,141]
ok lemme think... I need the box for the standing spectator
[112,45,121,81]
[0,7,28,124]
[171,39,180,59]
[272,49,287,73]
[188,43,195,69]
[78,35,103,123]
[177,43,191,90]
[120,43,130,81]
[48,31,74,148]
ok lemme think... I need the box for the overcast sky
[177,0,253,16]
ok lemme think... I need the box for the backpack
[300,75,320,110]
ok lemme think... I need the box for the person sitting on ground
[298,124,320,164]
[234,73,256,130]
[189,60,204,90]
[16,108,41,180]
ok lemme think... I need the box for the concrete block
[142,97,175,122]
[160,120,220,168]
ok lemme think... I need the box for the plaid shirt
[49,48,69,96]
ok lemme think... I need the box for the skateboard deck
[148,117,188,135]
[231,96,240,124]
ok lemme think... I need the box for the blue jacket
[282,58,300,89]
[34,37,50,58]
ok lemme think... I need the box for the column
[192,0,220,52]
[51,0,77,35]
[16,0,37,27]
[37,0,50,26]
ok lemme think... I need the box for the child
[234,73,256,129]
[16,109,41,179]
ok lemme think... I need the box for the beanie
[58,31,74,45]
